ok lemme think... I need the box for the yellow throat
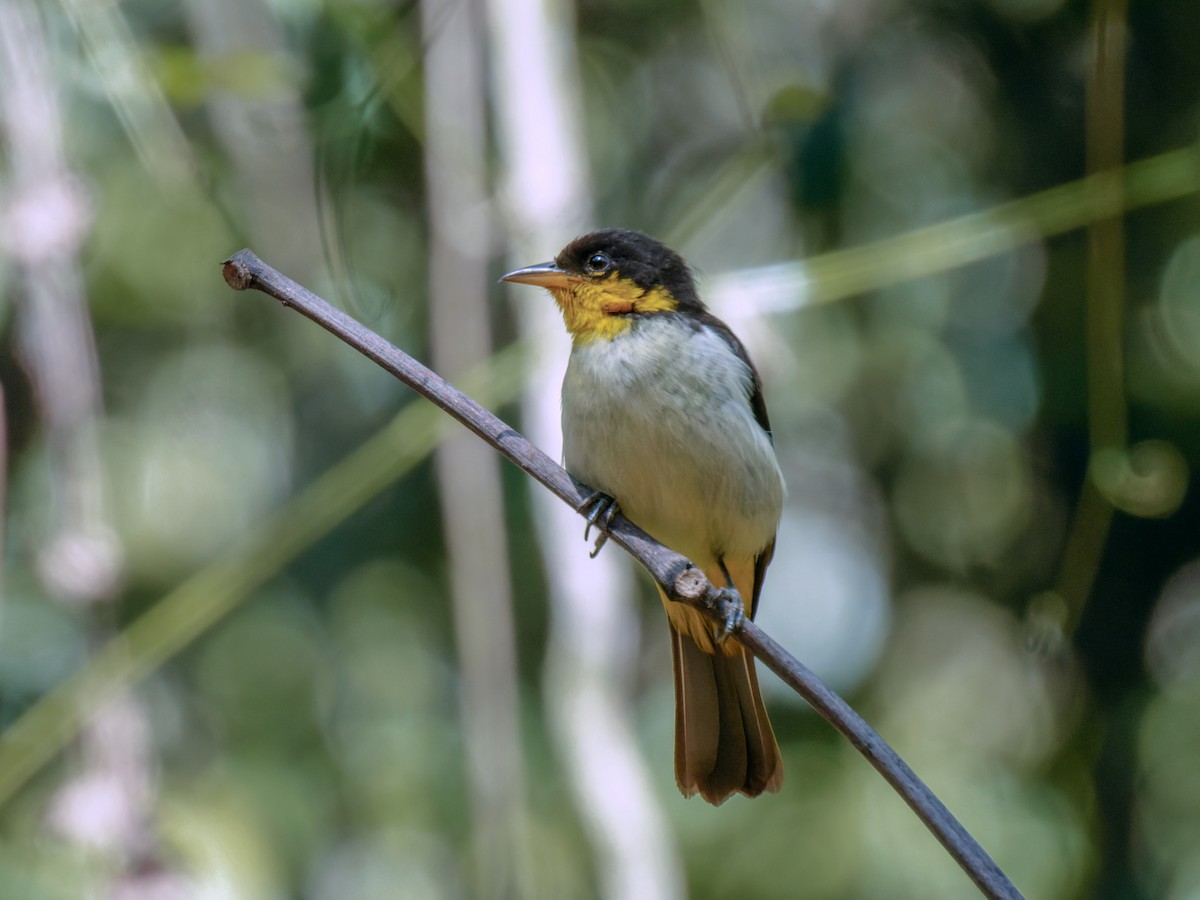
[551,274,679,344]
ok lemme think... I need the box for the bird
[502,228,785,804]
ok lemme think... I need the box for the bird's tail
[662,585,783,804]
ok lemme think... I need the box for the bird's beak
[499,261,579,289]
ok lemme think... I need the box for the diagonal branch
[222,249,1025,900]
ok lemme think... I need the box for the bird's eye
[584,252,611,275]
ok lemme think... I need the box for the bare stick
[222,249,1025,900]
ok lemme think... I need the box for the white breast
[561,315,784,566]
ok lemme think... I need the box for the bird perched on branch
[502,228,785,804]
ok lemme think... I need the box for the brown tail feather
[671,622,783,804]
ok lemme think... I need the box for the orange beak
[499,262,580,289]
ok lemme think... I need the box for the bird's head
[501,229,704,342]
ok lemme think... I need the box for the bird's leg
[713,558,746,641]
[578,490,620,558]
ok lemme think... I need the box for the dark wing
[696,310,777,618]
[750,537,776,619]
[694,310,773,440]
[691,310,778,618]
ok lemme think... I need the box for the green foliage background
[2,0,1200,897]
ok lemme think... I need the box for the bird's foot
[578,491,620,558]
[711,587,746,642]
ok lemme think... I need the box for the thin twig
[222,249,1025,900]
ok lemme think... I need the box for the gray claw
[578,491,620,557]
[713,588,746,642]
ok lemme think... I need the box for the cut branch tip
[222,250,257,291]
[673,567,708,603]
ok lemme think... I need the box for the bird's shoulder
[664,310,773,440]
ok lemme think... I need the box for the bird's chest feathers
[561,320,782,559]
[564,325,693,441]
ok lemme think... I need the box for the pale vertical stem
[0,2,166,890]
[487,1,685,898]
[422,0,529,897]
[0,0,120,603]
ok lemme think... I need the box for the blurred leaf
[152,46,300,107]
